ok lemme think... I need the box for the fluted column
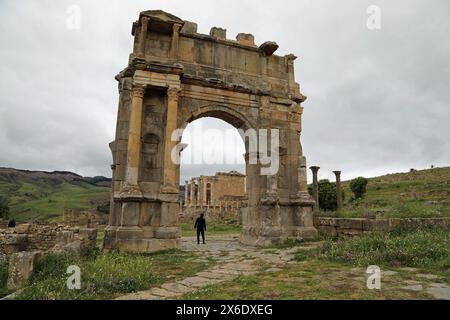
[138,17,149,57]
[122,85,145,195]
[310,166,320,212]
[161,87,180,194]
[333,171,343,211]
[190,178,196,207]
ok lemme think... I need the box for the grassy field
[10,247,214,300]
[337,167,450,218]
[0,180,110,222]
[182,227,450,300]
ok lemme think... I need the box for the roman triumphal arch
[104,10,317,252]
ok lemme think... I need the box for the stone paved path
[116,235,312,300]
[115,235,450,300]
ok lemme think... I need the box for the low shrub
[321,228,450,271]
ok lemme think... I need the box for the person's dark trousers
[197,229,205,244]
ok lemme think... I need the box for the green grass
[15,246,213,300]
[181,259,429,300]
[320,227,450,275]
[0,180,110,222]
[180,221,241,237]
[336,166,450,218]
[182,227,450,300]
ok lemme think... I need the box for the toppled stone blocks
[7,251,42,291]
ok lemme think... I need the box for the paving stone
[399,267,419,272]
[417,274,439,280]
[161,282,192,294]
[196,271,232,280]
[402,284,423,292]
[179,276,221,288]
[382,270,398,276]
[426,284,450,300]
[405,280,422,285]
[266,267,282,272]
[150,287,179,298]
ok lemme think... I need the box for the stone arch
[104,10,317,252]
[181,104,256,132]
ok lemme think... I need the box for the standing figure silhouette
[194,213,207,244]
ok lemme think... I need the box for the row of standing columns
[309,166,343,213]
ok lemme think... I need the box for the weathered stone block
[236,33,255,46]
[7,251,42,291]
[337,218,363,230]
[363,219,389,231]
[78,228,98,242]
[210,27,226,40]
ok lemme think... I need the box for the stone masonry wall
[0,223,97,255]
[314,217,450,237]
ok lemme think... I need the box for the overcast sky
[0,0,449,183]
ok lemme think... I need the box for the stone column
[184,180,189,207]
[310,166,320,212]
[170,23,182,59]
[138,17,149,57]
[122,85,145,195]
[190,178,196,207]
[161,87,180,194]
[333,170,343,211]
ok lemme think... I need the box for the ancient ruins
[104,10,317,252]
[179,171,246,222]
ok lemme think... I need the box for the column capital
[173,23,182,33]
[167,86,181,98]
[141,16,149,26]
[332,170,341,177]
[132,85,146,99]
[309,166,320,173]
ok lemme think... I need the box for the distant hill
[340,166,450,218]
[0,167,111,222]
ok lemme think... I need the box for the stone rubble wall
[314,217,450,237]
[63,208,108,227]
[0,222,98,255]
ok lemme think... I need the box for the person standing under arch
[194,213,207,244]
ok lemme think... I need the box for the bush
[308,179,338,211]
[350,177,368,199]
[321,228,450,271]
[0,196,10,219]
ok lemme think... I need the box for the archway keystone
[104,10,317,252]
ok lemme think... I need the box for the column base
[104,226,180,253]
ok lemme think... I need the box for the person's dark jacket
[194,217,206,231]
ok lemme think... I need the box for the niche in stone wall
[141,132,161,182]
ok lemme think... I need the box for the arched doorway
[104,10,317,252]
[178,116,247,237]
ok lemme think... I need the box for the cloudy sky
[0,0,449,183]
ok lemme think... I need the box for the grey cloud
[0,0,448,183]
